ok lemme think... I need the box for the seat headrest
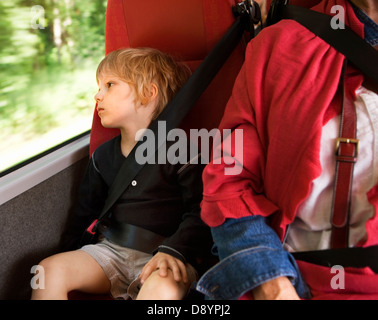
[105,0,238,61]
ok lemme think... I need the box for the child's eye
[106,82,114,88]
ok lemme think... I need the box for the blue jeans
[196,215,310,300]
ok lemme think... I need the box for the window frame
[0,131,90,206]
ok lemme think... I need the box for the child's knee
[39,256,61,275]
[31,254,71,299]
[137,270,188,300]
[37,254,71,287]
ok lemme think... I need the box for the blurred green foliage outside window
[0,0,106,173]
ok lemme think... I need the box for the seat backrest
[89,0,246,155]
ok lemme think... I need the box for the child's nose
[94,90,103,102]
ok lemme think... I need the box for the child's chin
[100,119,112,128]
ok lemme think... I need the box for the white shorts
[80,238,198,300]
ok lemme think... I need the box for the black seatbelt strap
[293,245,378,273]
[80,2,255,244]
[267,1,378,87]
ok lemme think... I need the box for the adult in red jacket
[196,0,378,300]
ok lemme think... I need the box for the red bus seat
[72,0,323,300]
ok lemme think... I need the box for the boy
[31,48,213,300]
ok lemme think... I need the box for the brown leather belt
[330,61,358,249]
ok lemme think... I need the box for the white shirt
[285,86,378,252]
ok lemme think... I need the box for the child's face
[94,73,147,130]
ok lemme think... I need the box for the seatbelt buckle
[86,219,98,235]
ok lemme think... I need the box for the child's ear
[141,83,158,105]
[148,83,158,101]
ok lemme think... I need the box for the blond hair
[96,48,191,120]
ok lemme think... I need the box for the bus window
[0,0,106,173]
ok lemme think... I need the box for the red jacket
[201,0,378,299]
[201,0,378,248]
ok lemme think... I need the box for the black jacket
[62,135,214,271]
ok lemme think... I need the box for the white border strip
[0,133,90,206]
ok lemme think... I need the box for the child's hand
[139,252,188,284]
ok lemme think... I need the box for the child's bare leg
[136,268,193,300]
[31,250,110,300]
